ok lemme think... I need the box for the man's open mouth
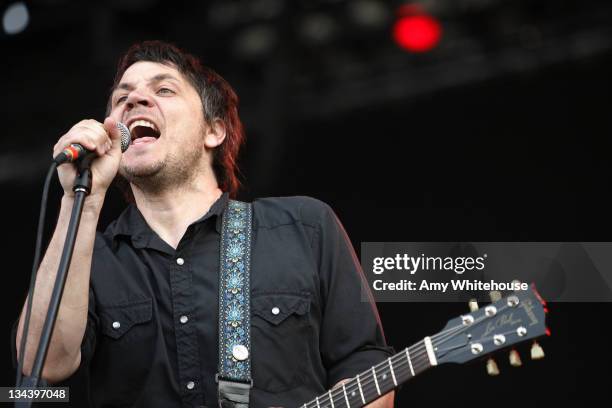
[129,119,161,145]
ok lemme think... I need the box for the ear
[204,118,227,149]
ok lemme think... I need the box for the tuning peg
[509,349,522,367]
[489,291,502,302]
[531,341,545,360]
[468,298,479,312]
[486,357,500,376]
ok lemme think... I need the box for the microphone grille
[116,122,131,153]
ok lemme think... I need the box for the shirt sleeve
[308,199,395,387]
[10,285,99,382]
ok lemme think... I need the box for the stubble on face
[119,122,208,195]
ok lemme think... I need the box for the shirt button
[186,381,195,390]
[271,307,280,315]
[180,315,189,324]
[176,258,185,265]
[112,321,121,329]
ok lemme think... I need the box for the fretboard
[298,339,434,408]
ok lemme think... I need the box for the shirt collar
[111,192,229,248]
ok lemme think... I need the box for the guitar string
[302,300,517,408]
[304,328,464,408]
[334,348,430,407]
[324,319,524,407]
[304,300,520,408]
[352,350,430,405]
[301,344,430,408]
[309,321,511,408]
[303,343,431,408]
[306,336,476,408]
[321,359,429,408]
[302,330,458,408]
[313,296,520,407]
[305,354,430,408]
[304,327,468,408]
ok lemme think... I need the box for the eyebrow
[113,73,181,94]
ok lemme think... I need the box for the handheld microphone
[53,122,131,165]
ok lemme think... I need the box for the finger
[53,134,98,158]
[57,125,109,157]
[79,119,104,131]
[79,121,107,139]
[103,117,120,141]
[104,117,126,154]
[72,131,102,155]
[78,122,112,156]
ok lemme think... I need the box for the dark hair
[107,40,244,198]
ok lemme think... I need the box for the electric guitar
[297,285,548,408]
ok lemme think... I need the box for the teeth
[129,119,158,133]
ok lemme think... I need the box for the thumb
[103,117,124,153]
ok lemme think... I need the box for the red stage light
[392,14,442,53]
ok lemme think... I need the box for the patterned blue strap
[218,199,253,385]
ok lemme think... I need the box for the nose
[125,88,153,110]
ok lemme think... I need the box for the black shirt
[13,194,393,407]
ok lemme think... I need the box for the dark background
[2,0,611,405]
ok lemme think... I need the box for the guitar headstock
[432,285,548,366]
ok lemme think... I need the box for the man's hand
[53,117,124,203]
[15,117,124,382]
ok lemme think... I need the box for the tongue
[132,136,157,145]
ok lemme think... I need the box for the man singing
[13,41,394,408]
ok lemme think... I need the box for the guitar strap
[217,199,253,408]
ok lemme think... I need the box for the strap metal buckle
[216,374,252,408]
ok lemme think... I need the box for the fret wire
[372,366,381,396]
[391,343,425,371]
[351,354,431,403]
[364,350,422,387]
[389,352,430,380]
[345,382,360,405]
[383,343,425,381]
[329,383,356,408]
[388,357,397,386]
[327,384,360,408]
[342,383,350,408]
[397,352,430,374]
[344,350,430,401]
[358,359,427,395]
[324,348,430,407]
[356,374,365,405]
[306,357,429,408]
[405,347,415,376]
[392,357,429,384]
[303,341,434,408]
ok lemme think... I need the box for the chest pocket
[251,292,312,393]
[95,298,155,406]
[99,298,153,343]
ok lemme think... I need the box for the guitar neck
[298,288,549,407]
[299,338,436,408]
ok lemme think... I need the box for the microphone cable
[15,162,58,387]
[14,122,130,387]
